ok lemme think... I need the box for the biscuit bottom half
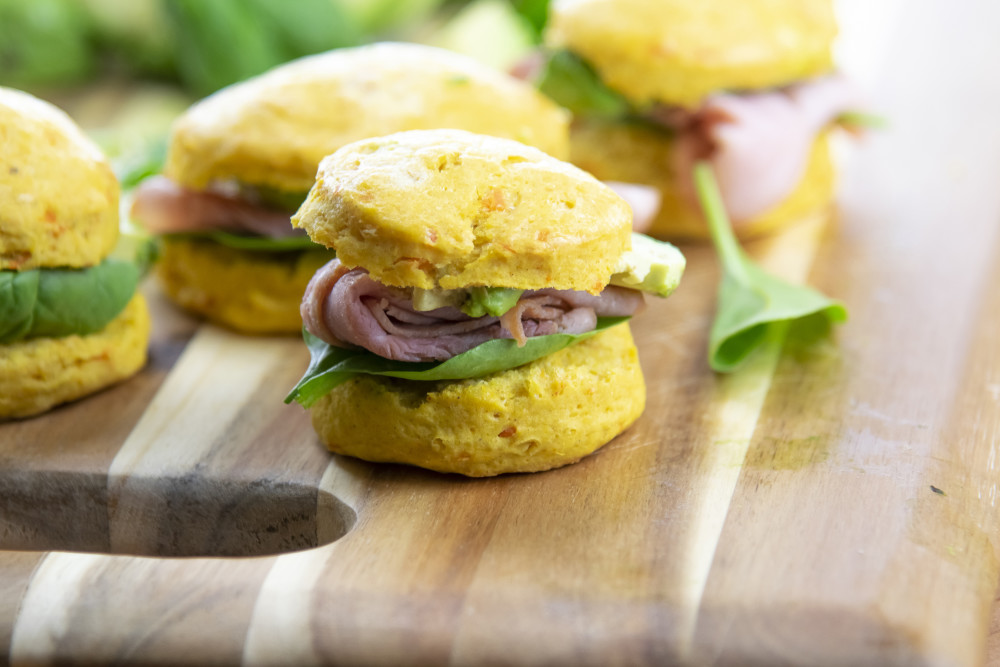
[0,294,150,419]
[569,120,836,240]
[157,237,333,335]
[310,323,646,477]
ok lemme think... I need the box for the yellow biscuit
[569,119,835,239]
[165,42,570,194]
[157,237,334,334]
[547,0,837,108]
[0,88,119,270]
[294,129,631,293]
[310,323,644,476]
[0,295,149,419]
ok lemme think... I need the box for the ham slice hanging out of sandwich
[301,259,646,362]
[131,176,307,239]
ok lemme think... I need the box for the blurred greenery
[509,0,549,37]
[428,0,535,71]
[536,49,630,118]
[0,0,552,95]
[0,0,97,87]
[165,0,362,96]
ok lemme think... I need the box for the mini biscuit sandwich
[286,129,686,477]
[534,0,866,239]
[0,88,150,419]
[131,42,570,334]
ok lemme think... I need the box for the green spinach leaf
[0,259,140,344]
[694,162,847,372]
[286,316,630,407]
[536,50,630,119]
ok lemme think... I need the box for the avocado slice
[610,233,686,298]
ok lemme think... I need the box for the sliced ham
[603,181,660,233]
[670,74,862,222]
[509,51,545,82]
[302,258,644,362]
[130,176,304,238]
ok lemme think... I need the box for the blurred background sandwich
[129,42,570,334]
[533,0,866,239]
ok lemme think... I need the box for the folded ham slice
[130,176,305,239]
[302,259,644,362]
[667,74,861,222]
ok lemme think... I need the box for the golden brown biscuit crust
[569,120,836,239]
[0,295,149,419]
[165,42,570,193]
[294,129,631,293]
[0,88,119,270]
[157,237,333,334]
[547,0,837,108]
[310,323,645,476]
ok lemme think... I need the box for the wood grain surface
[3,0,1000,665]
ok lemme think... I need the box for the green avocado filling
[410,285,523,316]
[410,233,685,317]
[460,286,524,317]
[610,233,685,298]
[0,258,141,344]
[285,316,631,408]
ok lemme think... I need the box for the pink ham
[671,74,862,222]
[302,258,644,362]
[603,181,660,233]
[130,176,304,238]
[509,51,545,82]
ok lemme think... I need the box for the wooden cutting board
[3,1,1000,665]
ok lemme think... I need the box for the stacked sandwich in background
[537,0,862,239]
[0,88,150,419]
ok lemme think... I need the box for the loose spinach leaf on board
[693,162,847,372]
[0,259,141,344]
[286,316,631,408]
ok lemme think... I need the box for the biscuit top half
[165,42,571,195]
[0,88,119,271]
[293,129,632,294]
[547,0,837,109]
